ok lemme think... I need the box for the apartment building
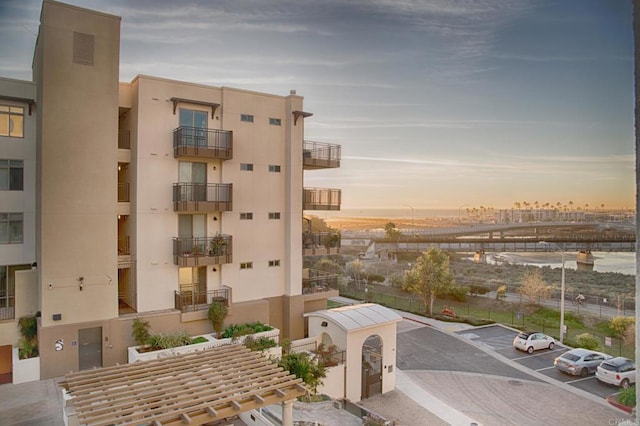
[1,0,342,380]
[0,77,38,384]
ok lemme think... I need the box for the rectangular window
[240,163,254,171]
[268,260,280,267]
[0,105,24,138]
[240,262,253,269]
[269,118,281,126]
[0,213,23,244]
[240,114,254,123]
[268,165,281,173]
[268,212,280,220]
[240,212,253,220]
[0,160,23,190]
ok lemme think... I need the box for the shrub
[618,386,636,407]
[367,273,385,283]
[131,317,151,346]
[190,336,208,344]
[496,285,507,300]
[446,285,469,302]
[469,284,490,296]
[148,331,192,350]
[207,301,228,337]
[17,314,38,359]
[244,336,277,351]
[575,333,602,351]
[222,322,273,339]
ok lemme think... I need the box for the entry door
[0,345,12,384]
[78,327,102,371]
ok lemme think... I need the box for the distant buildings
[0,0,342,380]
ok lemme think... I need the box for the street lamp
[403,204,414,236]
[539,241,566,343]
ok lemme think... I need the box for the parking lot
[456,324,624,400]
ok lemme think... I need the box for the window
[268,212,280,220]
[240,114,254,123]
[268,165,281,173]
[0,105,24,138]
[269,118,281,126]
[240,212,253,220]
[0,265,31,319]
[268,260,280,267]
[240,262,253,269]
[0,160,23,190]
[0,213,23,244]
[240,163,253,171]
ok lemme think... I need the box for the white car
[513,331,555,354]
[596,357,636,388]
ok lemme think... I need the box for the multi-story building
[0,77,37,384]
[0,0,342,380]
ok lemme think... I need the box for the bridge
[341,221,636,253]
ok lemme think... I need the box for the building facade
[1,0,342,380]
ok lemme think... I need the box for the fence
[338,284,634,359]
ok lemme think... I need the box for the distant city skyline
[0,0,634,210]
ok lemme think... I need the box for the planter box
[128,328,280,363]
[12,346,40,384]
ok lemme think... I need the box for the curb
[606,395,634,414]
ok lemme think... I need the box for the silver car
[554,348,612,377]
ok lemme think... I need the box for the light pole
[539,241,566,343]
[403,204,414,236]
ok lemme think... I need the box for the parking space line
[512,351,556,361]
[536,366,556,372]
[566,376,596,384]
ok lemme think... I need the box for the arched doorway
[361,334,383,399]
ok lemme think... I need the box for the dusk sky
[1,0,635,211]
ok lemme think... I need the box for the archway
[361,334,383,399]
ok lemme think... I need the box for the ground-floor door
[0,345,12,384]
[78,327,102,371]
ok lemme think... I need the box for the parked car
[596,357,636,388]
[554,348,612,376]
[513,331,555,354]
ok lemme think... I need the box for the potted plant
[210,234,227,256]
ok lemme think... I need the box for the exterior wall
[35,0,120,329]
[308,315,399,403]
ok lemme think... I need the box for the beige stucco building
[0,0,342,380]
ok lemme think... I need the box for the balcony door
[179,267,207,305]
[179,108,207,147]
[179,162,206,202]
[178,213,206,254]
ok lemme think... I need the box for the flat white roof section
[305,303,402,332]
[59,344,306,426]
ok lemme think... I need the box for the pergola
[59,344,306,426]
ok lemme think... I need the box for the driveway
[395,319,634,425]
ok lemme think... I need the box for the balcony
[118,235,130,256]
[173,183,232,212]
[173,235,232,267]
[173,126,233,160]
[118,130,130,149]
[303,188,341,211]
[174,287,230,313]
[302,269,339,295]
[303,231,341,256]
[303,141,341,170]
[118,183,130,202]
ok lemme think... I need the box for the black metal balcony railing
[303,188,341,211]
[118,235,130,256]
[173,183,232,212]
[118,183,130,202]
[118,130,131,149]
[303,231,341,250]
[303,140,341,169]
[173,126,233,160]
[174,287,229,313]
[173,235,232,266]
[302,269,339,295]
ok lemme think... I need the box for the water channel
[482,252,636,276]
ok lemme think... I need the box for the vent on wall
[73,32,94,66]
